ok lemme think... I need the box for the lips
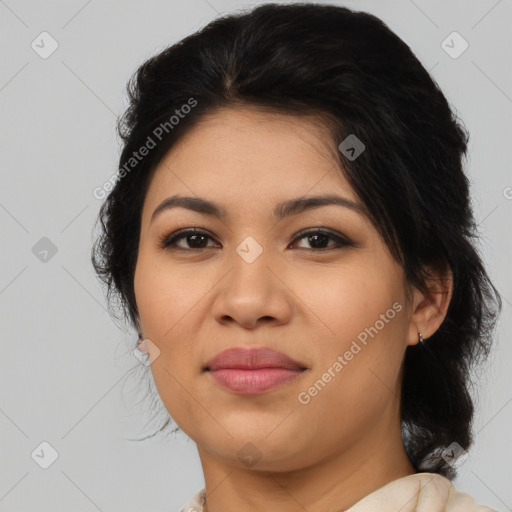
[204,346,307,395]
[204,346,306,371]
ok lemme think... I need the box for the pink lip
[204,346,307,395]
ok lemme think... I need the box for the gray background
[0,0,511,511]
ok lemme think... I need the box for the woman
[91,3,502,511]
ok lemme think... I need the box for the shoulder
[346,472,498,512]
[178,487,206,512]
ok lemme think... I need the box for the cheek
[291,260,403,345]
[133,252,212,361]
[294,317,407,453]
[134,256,208,436]
[134,253,206,340]
[293,262,407,416]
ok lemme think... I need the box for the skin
[133,106,452,512]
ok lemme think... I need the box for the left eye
[290,229,353,250]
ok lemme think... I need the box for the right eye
[158,228,221,251]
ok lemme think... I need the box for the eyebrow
[150,194,368,224]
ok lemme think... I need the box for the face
[134,106,419,472]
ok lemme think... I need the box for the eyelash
[157,228,354,252]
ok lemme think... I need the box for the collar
[179,472,497,512]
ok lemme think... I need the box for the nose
[211,244,293,330]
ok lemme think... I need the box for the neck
[196,402,415,512]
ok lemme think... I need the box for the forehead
[141,107,362,226]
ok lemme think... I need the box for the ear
[406,261,453,347]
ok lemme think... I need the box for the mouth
[204,346,307,395]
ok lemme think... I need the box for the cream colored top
[179,472,498,512]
